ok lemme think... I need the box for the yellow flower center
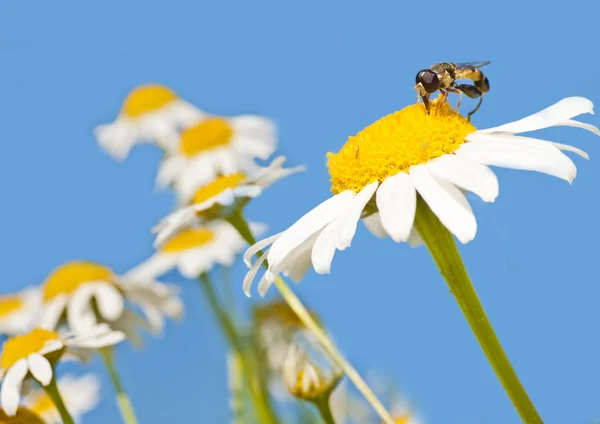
[43,261,114,302]
[0,296,23,318]
[0,407,45,424]
[121,84,178,118]
[161,228,215,252]
[26,392,54,417]
[327,99,476,194]
[180,118,234,156]
[1,328,60,369]
[192,173,246,205]
[393,416,411,424]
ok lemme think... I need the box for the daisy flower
[94,84,203,161]
[0,325,124,416]
[38,261,183,338]
[244,97,599,296]
[23,374,100,424]
[153,156,305,246]
[0,288,41,336]
[155,114,277,201]
[126,220,266,281]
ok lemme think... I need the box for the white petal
[67,286,98,334]
[70,331,126,349]
[335,181,379,250]
[376,172,416,242]
[410,164,477,244]
[555,119,600,136]
[458,135,577,183]
[312,222,340,274]
[233,185,263,199]
[243,250,269,297]
[155,155,188,188]
[549,142,589,159]
[39,339,64,356]
[407,228,423,247]
[244,232,282,266]
[27,354,52,386]
[427,154,499,203]
[267,191,355,267]
[38,296,68,330]
[478,97,594,134]
[1,359,28,416]
[282,241,314,283]
[362,213,388,238]
[123,254,178,281]
[152,206,198,248]
[94,284,125,322]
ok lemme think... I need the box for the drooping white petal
[407,228,424,247]
[123,254,178,281]
[243,251,269,297]
[549,142,589,159]
[38,296,68,330]
[244,232,282,266]
[152,206,198,248]
[335,181,379,250]
[458,135,577,183]
[362,213,388,238]
[94,284,125,322]
[1,359,28,416]
[410,164,477,244]
[267,191,355,267]
[478,97,594,134]
[312,221,341,275]
[67,286,98,335]
[69,331,126,349]
[427,154,499,203]
[376,172,416,242]
[27,354,53,386]
[282,240,315,283]
[555,119,600,136]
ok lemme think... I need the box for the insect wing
[454,61,491,70]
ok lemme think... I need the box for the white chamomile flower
[0,325,124,416]
[153,156,305,246]
[94,84,203,161]
[125,220,266,280]
[155,114,277,201]
[244,97,599,296]
[0,287,41,336]
[38,261,183,338]
[23,373,100,424]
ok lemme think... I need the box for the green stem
[226,209,395,424]
[199,274,280,424]
[99,347,139,424]
[42,377,75,424]
[314,396,336,424]
[413,196,543,423]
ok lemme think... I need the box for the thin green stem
[226,209,395,424]
[99,347,139,424]
[413,196,542,423]
[199,274,280,424]
[42,377,75,424]
[314,396,336,424]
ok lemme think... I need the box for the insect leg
[456,84,483,120]
[445,86,463,110]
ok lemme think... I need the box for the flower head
[22,374,100,424]
[38,261,183,338]
[94,84,203,161]
[0,325,123,416]
[153,156,304,246]
[0,288,41,336]
[244,97,599,296]
[155,114,277,200]
[126,220,266,280]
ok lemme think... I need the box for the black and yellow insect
[414,61,491,120]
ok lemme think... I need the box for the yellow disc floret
[0,407,45,424]
[121,84,178,118]
[43,261,114,302]
[327,99,476,194]
[1,328,60,369]
[180,118,234,156]
[192,173,247,205]
[0,296,23,318]
[162,228,215,253]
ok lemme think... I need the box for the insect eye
[416,69,440,93]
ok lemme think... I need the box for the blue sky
[1,1,599,423]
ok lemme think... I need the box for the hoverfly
[415,61,491,120]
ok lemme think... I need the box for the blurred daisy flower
[0,325,123,416]
[38,261,183,338]
[0,288,41,336]
[244,97,599,295]
[126,221,266,280]
[94,84,202,161]
[153,156,305,245]
[155,114,277,200]
[23,373,100,424]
